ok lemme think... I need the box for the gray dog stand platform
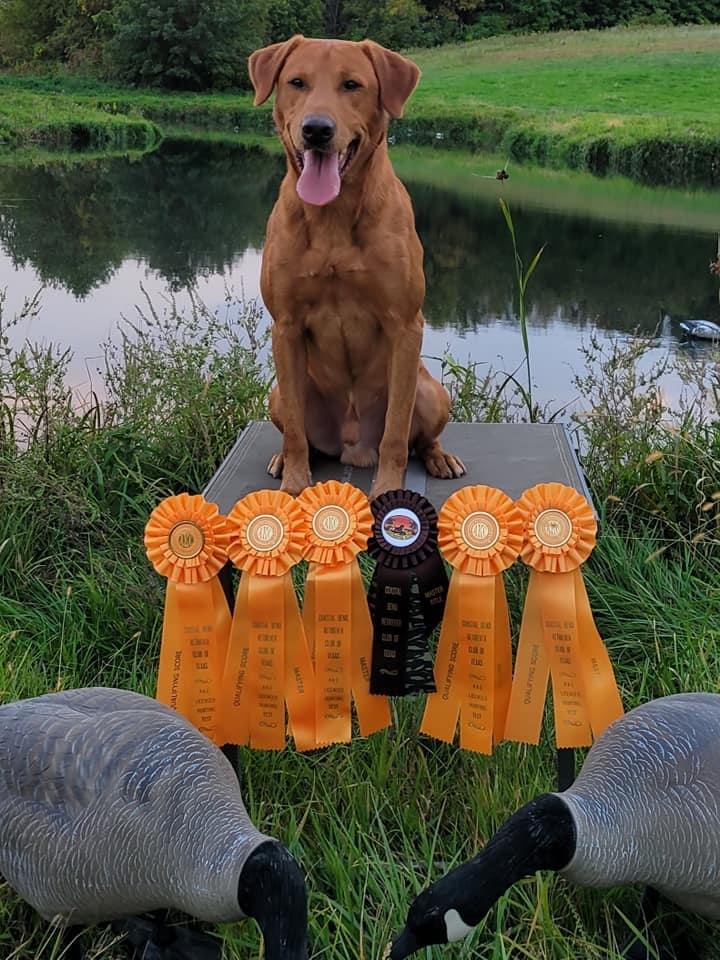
[203,420,594,515]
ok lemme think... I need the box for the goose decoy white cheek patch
[443,908,474,942]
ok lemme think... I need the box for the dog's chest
[305,298,383,373]
[294,243,412,320]
[298,245,371,287]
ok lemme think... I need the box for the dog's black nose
[301,116,336,148]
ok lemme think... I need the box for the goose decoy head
[387,873,475,959]
[387,795,575,959]
[237,840,309,960]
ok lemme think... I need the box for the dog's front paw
[267,452,284,478]
[340,443,379,469]
[424,447,466,480]
[369,472,404,501]
[279,466,312,496]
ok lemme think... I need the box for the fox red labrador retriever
[249,36,465,498]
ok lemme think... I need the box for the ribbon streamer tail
[246,576,286,750]
[210,575,232,679]
[494,575,513,741]
[574,569,624,736]
[156,580,226,743]
[174,579,226,744]
[303,564,318,663]
[313,564,353,745]
[351,564,391,736]
[283,576,317,752]
[218,574,252,747]
[421,577,462,744]
[156,581,192,717]
[419,552,450,631]
[457,573,495,755]
[504,572,551,746]
[537,570,593,748]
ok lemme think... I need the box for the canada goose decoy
[678,317,720,342]
[0,687,308,959]
[389,693,720,959]
[662,310,720,344]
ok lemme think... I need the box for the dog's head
[248,36,420,207]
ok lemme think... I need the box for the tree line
[0,0,717,90]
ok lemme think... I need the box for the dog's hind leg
[341,396,383,469]
[267,382,344,478]
[411,366,466,480]
[267,385,286,478]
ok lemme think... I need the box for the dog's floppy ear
[360,40,420,119]
[248,35,304,107]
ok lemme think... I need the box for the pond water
[1,137,718,411]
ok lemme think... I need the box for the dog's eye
[289,78,304,89]
[343,79,361,91]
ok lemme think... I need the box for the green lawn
[410,25,720,123]
[418,56,719,122]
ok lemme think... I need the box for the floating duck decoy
[677,317,720,342]
[473,158,510,181]
[388,694,720,959]
[0,687,308,960]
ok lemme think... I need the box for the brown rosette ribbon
[219,490,315,752]
[144,493,232,744]
[504,482,624,748]
[367,490,448,696]
[421,485,523,754]
[297,480,391,745]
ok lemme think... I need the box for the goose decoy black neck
[389,794,575,959]
[238,840,309,960]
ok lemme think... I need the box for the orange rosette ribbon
[220,490,315,752]
[504,482,624,749]
[297,481,391,745]
[144,493,232,745]
[421,485,523,754]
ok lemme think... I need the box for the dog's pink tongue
[297,150,340,206]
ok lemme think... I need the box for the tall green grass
[0,219,719,958]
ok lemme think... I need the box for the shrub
[104,0,261,90]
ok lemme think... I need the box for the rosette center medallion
[461,511,500,551]
[533,508,573,548]
[311,505,352,542]
[245,514,286,553]
[168,521,205,559]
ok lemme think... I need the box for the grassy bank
[2,24,720,185]
[0,80,160,150]
[0,264,719,959]
[0,73,266,151]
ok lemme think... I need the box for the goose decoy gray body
[389,693,720,959]
[0,687,308,959]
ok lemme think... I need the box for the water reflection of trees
[0,142,717,332]
[0,140,284,298]
[412,183,720,334]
